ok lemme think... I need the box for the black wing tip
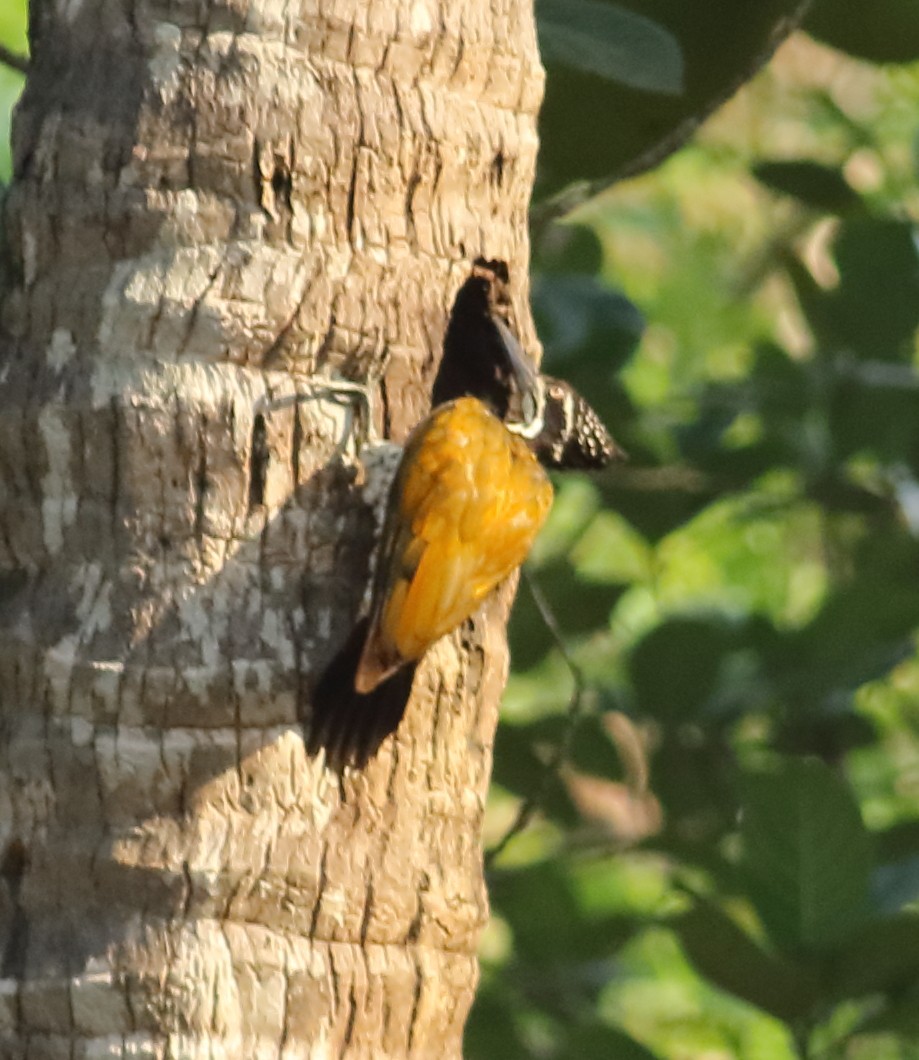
[304,620,417,768]
[567,393,628,469]
[533,377,627,471]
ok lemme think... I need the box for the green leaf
[828,914,919,1001]
[563,1022,663,1060]
[875,820,919,863]
[533,223,605,277]
[537,0,683,95]
[465,985,533,1060]
[537,1,809,198]
[828,218,919,361]
[805,0,919,63]
[763,532,919,713]
[741,757,872,953]
[534,273,645,371]
[855,984,919,1037]
[673,902,820,1021]
[647,729,739,852]
[489,860,638,966]
[827,372,919,468]
[628,616,740,722]
[596,462,720,541]
[753,160,863,214]
[509,559,627,670]
[784,222,919,362]
[492,722,582,828]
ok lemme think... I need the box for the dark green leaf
[537,0,683,94]
[828,914,919,1001]
[596,463,720,541]
[489,860,639,966]
[762,532,919,712]
[465,985,533,1060]
[649,729,739,851]
[674,902,820,1021]
[753,160,863,214]
[563,1022,663,1060]
[509,559,628,670]
[568,711,631,779]
[741,757,872,952]
[537,1,809,198]
[875,820,919,863]
[533,223,605,277]
[806,0,919,63]
[855,984,919,1037]
[828,218,919,360]
[827,371,919,469]
[773,707,878,760]
[505,712,626,782]
[628,616,740,722]
[492,723,581,828]
[781,251,841,353]
[534,273,645,370]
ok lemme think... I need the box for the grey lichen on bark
[0,0,543,1056]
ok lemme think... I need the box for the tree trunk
[0,0,542,1056]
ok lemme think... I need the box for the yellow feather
[361,398,553,689]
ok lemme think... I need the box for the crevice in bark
[181,859,193,920]
[406,953,424,1053]
[358,873,374,948]
[193,416,208,540]
[308,843,329,938]
[340,980,358,1055]
[108,396,120,540]
[177,260,225,359]
[0,838,29,979]
[291,406,303,489]
[404,872,429,945]
[247,413,268,511]
[491,150,506,188]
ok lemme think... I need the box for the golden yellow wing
[355,397,553,692]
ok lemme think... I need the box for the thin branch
[484,569,589,868]
[0,43,29,76]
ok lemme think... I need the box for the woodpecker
[307,396,553,765]
[306,264,624,765]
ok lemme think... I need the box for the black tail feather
[305,618,417,767]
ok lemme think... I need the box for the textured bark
[0,0,542,1056]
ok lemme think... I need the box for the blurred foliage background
[4,1,919,1057]
[477,2,919,1059]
